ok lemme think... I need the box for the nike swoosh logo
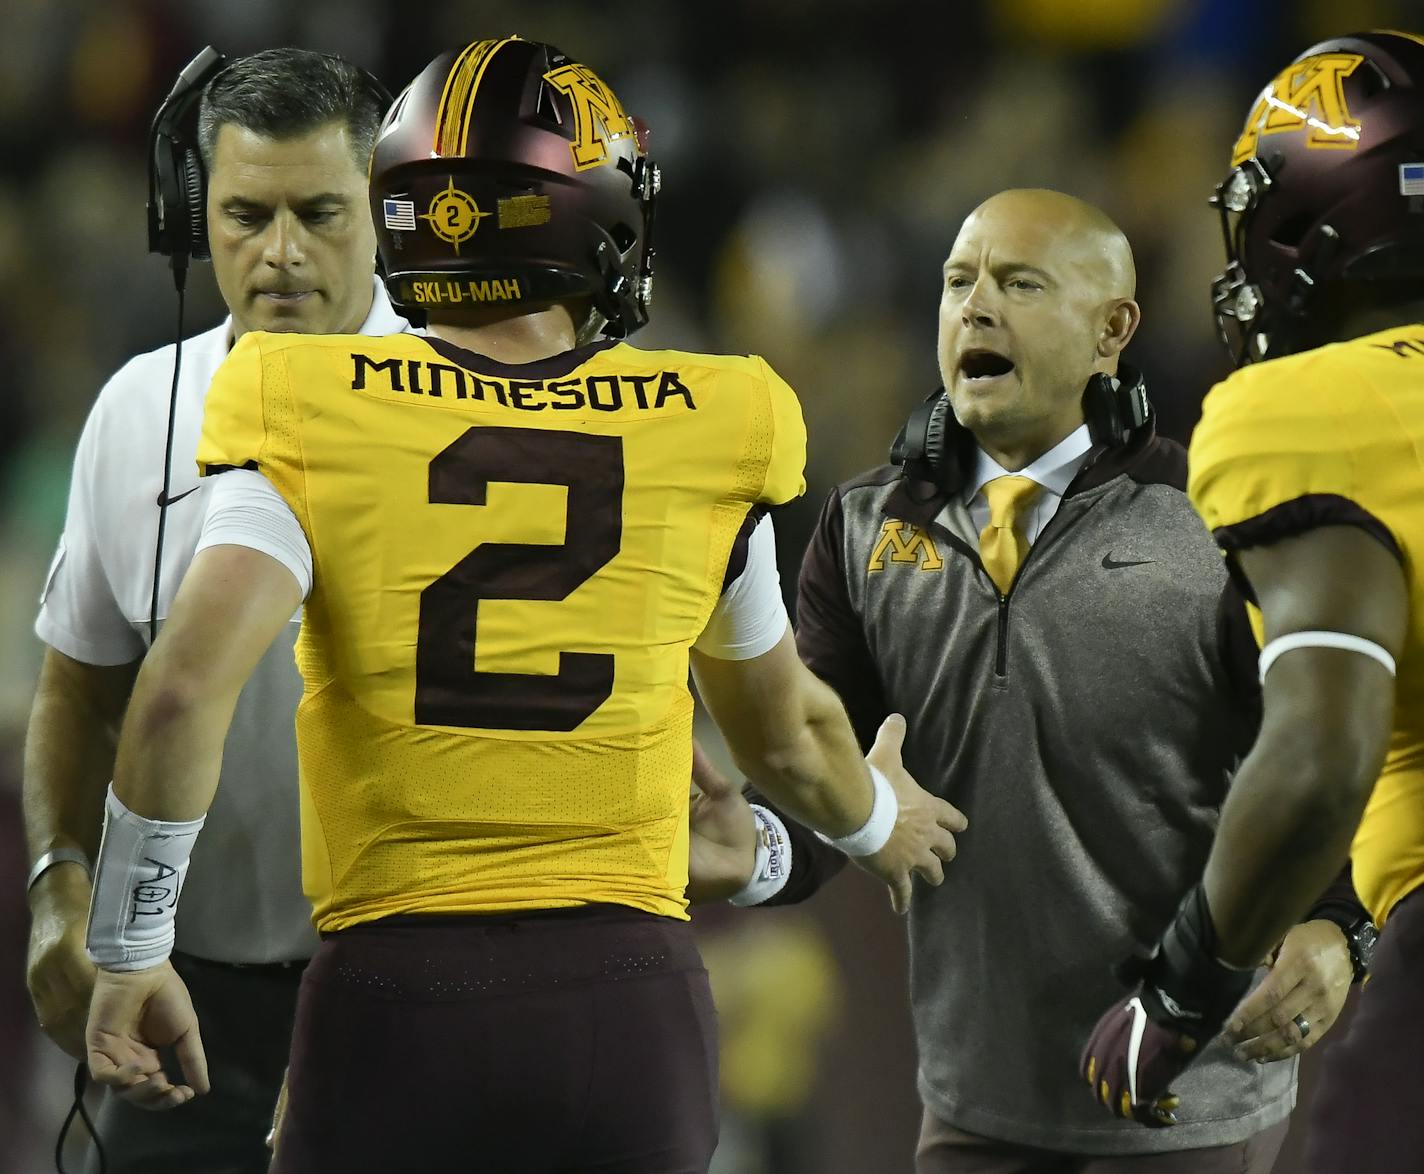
[1102,554,1152,570]
[1126,996,1148,1107]
[156,486,201,508]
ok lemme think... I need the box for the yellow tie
[979,475,1042,595]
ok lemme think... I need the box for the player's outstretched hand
[687,740,757,903]
[87,961,209,1110]
[857,714,967,914]
[1080,991,1198,1127]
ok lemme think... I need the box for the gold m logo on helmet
[1231,53,1365,166]
[867,522,944,573]
[544,63,637,170]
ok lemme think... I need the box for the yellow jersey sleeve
[196,332,268,476]
[755,357,808,507]
[1188,348,1404,558]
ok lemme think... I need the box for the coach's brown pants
[916,1112,1288,1174]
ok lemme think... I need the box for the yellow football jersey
[197,331,806,931]
[1189,326,1424,925]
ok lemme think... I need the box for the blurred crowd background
[1,0,1413,1170]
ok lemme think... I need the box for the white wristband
[1259,630,1397,682]
[729,805,793,906]
[815,765,898,858]
[86,785,205,972]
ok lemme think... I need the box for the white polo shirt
[36,278,409,963]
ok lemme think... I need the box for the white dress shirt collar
[963,422,1094,506]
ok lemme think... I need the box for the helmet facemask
[1210,158,1275,365]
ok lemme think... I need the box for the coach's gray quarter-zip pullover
[773,423,1297,1154]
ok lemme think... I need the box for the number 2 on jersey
[415,426,623,731]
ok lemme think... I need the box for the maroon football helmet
[1211,30,1424,365]
[371,37,658,336]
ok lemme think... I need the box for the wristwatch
[1340,915,1379,983]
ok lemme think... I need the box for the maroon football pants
[271,906,718,1174]
[1305,885,1424,1174]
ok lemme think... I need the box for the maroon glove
[1080,992,1198,1126]
[1081,885,1254,1127]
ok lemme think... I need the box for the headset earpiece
[890,389,970,491]
[1082,362,1151,448]
[180,148,209,260]
[147,45,227,270]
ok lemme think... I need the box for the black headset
[890,363,1152,492]
[147,45,226,271]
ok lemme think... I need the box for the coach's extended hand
[1081,884,1253,1126]
[857,714,968,915]
[87,962,210,1110]
[1227,919,1352,1062]
[687,740,757,903]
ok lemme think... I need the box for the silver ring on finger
[1292,1013,1310,1040]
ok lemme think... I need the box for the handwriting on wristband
[129,857,180,922]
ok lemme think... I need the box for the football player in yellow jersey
[1082,30,1424,1168]
[76,37,965,1174]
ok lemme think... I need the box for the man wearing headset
[21,47,404,1173]
[713,188,1373,1172]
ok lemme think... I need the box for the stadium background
[0,0,1408,1169]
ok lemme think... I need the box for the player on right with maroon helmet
[1082,29,1424,1171]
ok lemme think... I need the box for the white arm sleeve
[195,468,313,600]
[694,513,790,660]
